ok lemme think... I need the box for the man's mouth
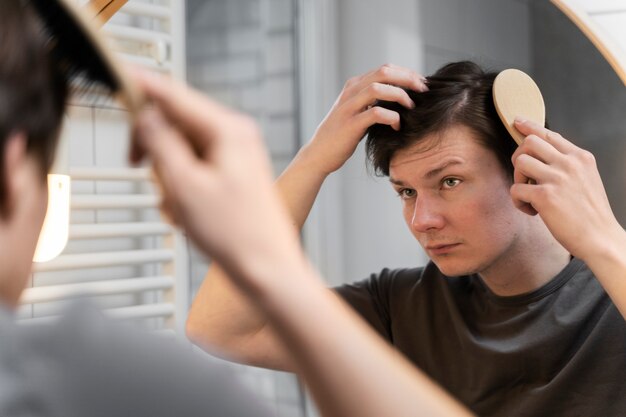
[424,243,461,255]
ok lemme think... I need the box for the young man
[185,61,626,415]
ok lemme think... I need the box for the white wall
[315,0,532,283]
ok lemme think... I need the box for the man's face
[389,124,526,277]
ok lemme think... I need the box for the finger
[133,108,203,185]
[511,134,563,165]
[374,63,429,91]
[513,163,531,186]
[346,82,415,113]
[513,153,554,185]
[514,118,576,154]
[130,68,232,145]
[351,64,428,95]
[354,106,401,131]
[510,183,539,216]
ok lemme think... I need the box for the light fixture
[33,129,71,263]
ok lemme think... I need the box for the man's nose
[411,198,445,233]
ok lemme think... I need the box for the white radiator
[18,0,188,335]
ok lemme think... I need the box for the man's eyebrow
[424,159,464,179]
[389,159,465,186]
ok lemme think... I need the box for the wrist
[582,223,626,272]
[296,143,338,177]
[236,245,318,308]
[216,219,314,302]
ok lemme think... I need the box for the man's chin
[431,259,480,277]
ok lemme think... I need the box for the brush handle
[87,0,129,26]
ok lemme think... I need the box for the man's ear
[0,132,28,219]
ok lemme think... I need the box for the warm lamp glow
[33,174,71,263]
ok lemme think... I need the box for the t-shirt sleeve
[333,268,398,342]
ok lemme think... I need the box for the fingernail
[515,117,527,125]
[416,77,429,92]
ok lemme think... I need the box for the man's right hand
[300,64,428,176]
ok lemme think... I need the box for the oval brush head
[493,69,545,145]
[27,0,143,115]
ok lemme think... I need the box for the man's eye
[397,188,416,199]
[442,178,461,188]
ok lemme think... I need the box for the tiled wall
[185,1,305,416]
[186,0,298,176]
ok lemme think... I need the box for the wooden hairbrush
[87,0,129,26]
[493,69,545,145]
[28,0,143,115]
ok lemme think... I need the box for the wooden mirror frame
[551,0,626,86]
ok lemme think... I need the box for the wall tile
[265,118,296,156]
[265,76,294,114]
[228,27,263,55]
[421,0,465,53]
[268,0,293,31]
[265,34,293,74]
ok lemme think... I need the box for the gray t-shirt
[336,258,626,416]
[0,301,269,417]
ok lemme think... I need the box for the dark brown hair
[0,1,70,200]
[366,61,518,179]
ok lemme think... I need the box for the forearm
[275,144,330,230]
[246,260,474,417]
[187,265,262,349]
[187,264,296,370]
[187,264,258,338]
[583,226,626,320]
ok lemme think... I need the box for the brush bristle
[26,0,120,94]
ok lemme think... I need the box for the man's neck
[479,220,572,297]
